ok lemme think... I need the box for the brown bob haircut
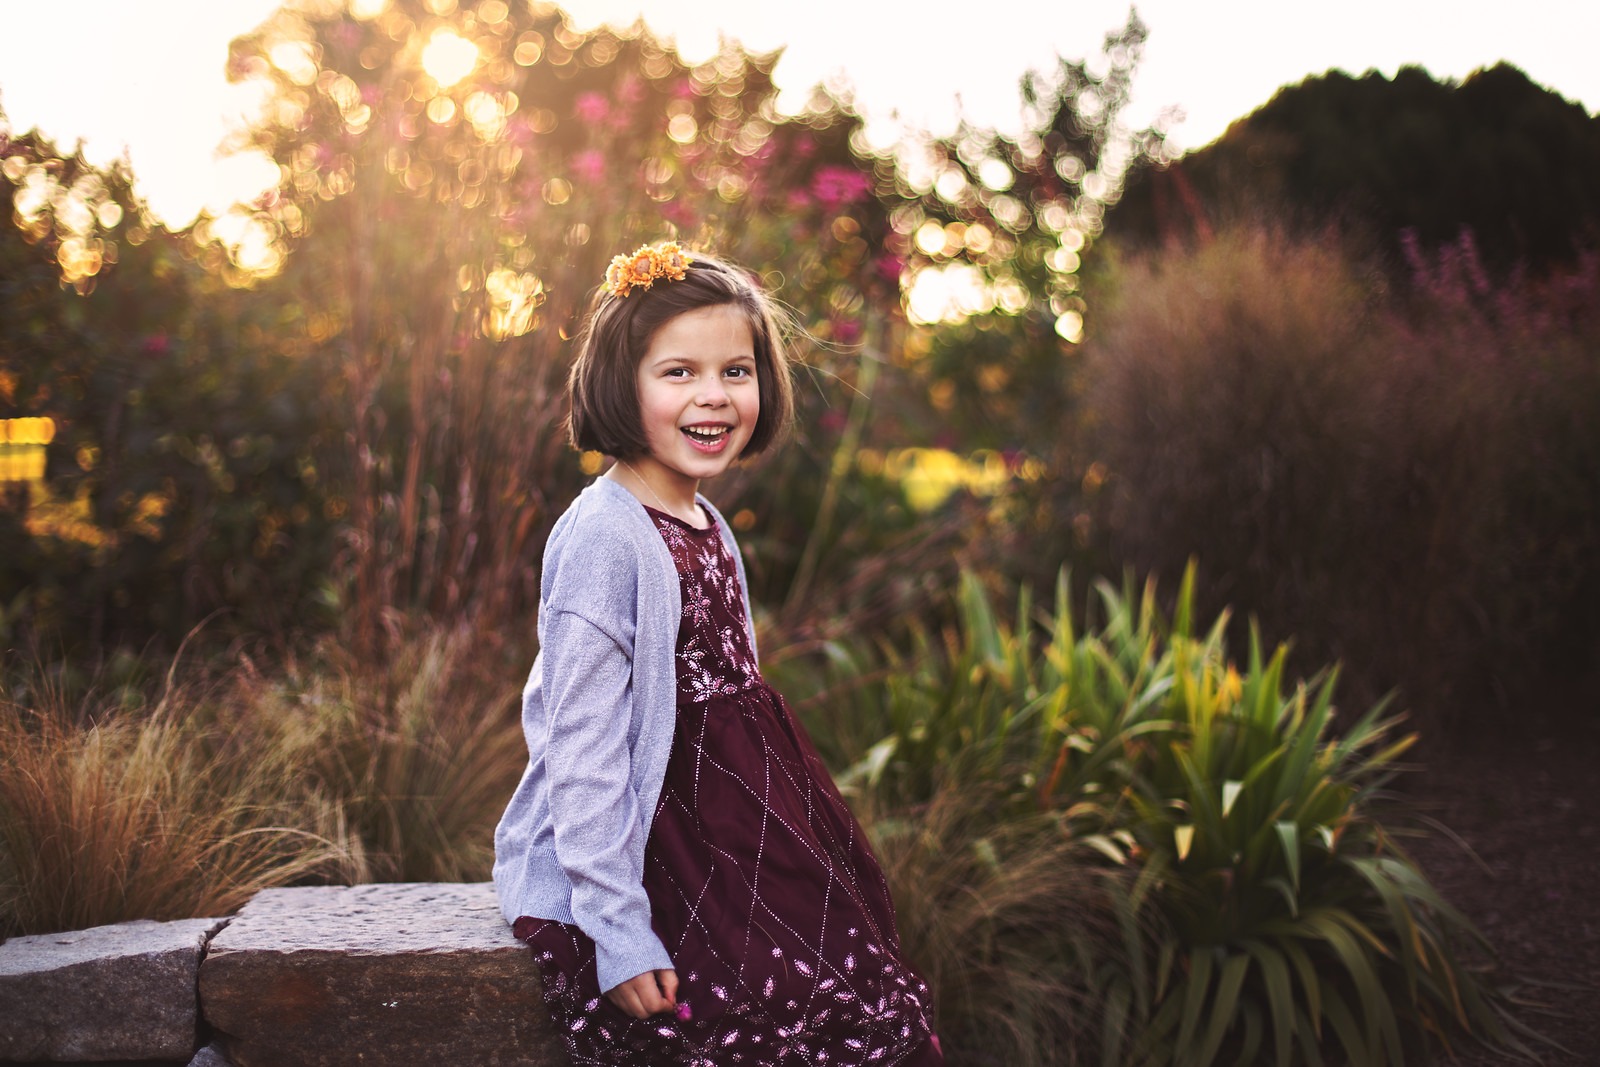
[566,251,795,461]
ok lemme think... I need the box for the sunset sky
[1,0,1595,226]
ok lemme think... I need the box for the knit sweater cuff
[594,925,675,995]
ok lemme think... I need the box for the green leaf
[1222,779,1244,818]
[1275,819,1301,893]
[1196,952,1251,1066]
[1244,940,1296,1067]
[1175,947,1215,1058]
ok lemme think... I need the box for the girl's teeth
[684,427,727,442]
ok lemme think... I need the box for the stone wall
[0,883,566,1067]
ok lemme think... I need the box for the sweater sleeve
[540,605,674,992]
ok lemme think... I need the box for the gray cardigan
[491,476,758,993]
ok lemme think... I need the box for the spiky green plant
[778,564,1532,1065]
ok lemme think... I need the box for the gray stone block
[199,883,560,1067]
[0,916,224,1062]
[187,1041,237,1066]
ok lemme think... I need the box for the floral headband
[604,242,693,298]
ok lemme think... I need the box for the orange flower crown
[604,242,694,298]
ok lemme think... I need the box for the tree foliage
[220,0,909,650]
[1116,63,1600,273]
[0,121,338,652]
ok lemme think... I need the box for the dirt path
[1400,702,1600,1066]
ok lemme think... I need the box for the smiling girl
[492,245,944,1065]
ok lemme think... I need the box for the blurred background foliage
[3,0,1599,1061]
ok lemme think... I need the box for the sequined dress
[513,506,943,1066]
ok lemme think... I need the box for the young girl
[493,244,944,1066]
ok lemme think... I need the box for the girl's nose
[696,380,729,406]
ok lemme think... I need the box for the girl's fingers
[657,968,679,1005]
[606,970,681,1018]
[607,982,647,1019]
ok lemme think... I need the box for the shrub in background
[1081,224,1600,732]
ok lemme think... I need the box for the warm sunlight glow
[1055,310,1084,344]
[422,30,479,88]
[485,269,545,339]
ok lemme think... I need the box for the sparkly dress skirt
[514,507,942,1066]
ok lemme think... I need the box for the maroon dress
[514,506,943,1066]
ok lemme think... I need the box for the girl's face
[632,303,759,499]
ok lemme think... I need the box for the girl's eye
[726,366,752,379]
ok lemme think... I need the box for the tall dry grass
[232,626,529,883]
[0,671,351,936]
[0,625,530,936]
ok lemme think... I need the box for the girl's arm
[540,606,675,994]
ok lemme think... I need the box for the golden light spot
[1055,310,1084,344]
[427,96,458,124]
[422,30,478,88]
[477,0,510,23]
[269,40,319,86]
[0,417,55,446]
[464,91,507,139]
[579,451,604,475]
[667,113,698,144]
[514,33,544,65]
[977,158,1013,191]
[913,220,945,256]
[542,178,571,205]
[350,0,389,19]
[485,268,545,339]
[1047,248,1081,274]
[934,167,966,202]
[732,508,756,531]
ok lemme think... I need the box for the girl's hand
[605,968,679,1019]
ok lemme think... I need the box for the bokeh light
[422,30,479,88]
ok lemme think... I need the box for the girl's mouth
[681,425,732,452]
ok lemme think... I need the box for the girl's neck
[608,459,705,528]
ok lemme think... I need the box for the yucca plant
[1095,569,1534,1065]
[778,563,1532,1065]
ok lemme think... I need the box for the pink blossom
[811,165,872,209]
[574,92,610,124]
[832,319,862,345]
[573,150,606,183]
[786,189,812,213]
[141,333,170,358]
